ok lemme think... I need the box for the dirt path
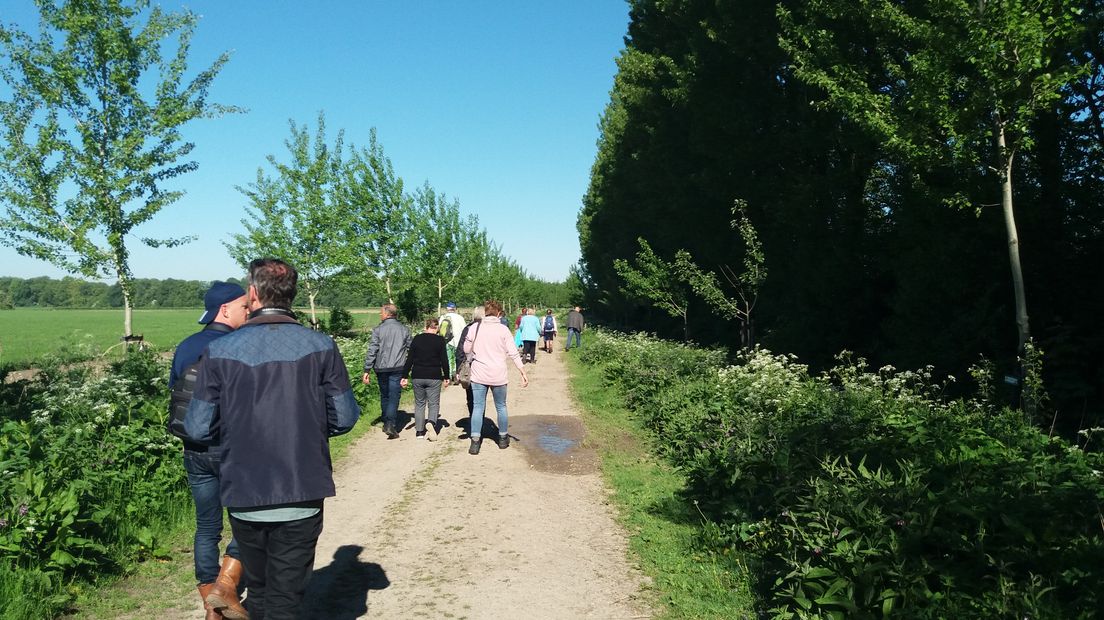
[136,348,650,619]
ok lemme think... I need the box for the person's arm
[455,326,469,366]
[363,328,379,372]
[324,344,361,437]
[463,324,477,356]
[504,331,530,387]
[183,353,219,444]
[401,336,416,378]
[438,337,450,381]
[505,329,524,368]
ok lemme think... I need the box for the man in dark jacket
[566,306,585,350]
[361,303,411,439]
[170,281,250,619]
[184,258,360,619]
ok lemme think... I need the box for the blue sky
[0,1,630,283]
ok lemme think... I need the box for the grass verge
[564,351,757,619]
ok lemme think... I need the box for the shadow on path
[455,415,504,441]
[299,545,389,619]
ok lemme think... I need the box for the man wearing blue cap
[170,281,251,619]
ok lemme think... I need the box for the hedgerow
[578,329,1104,619]
[0,335,372,619]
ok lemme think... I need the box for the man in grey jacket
[566,306,585,351]
[362,303,412,438]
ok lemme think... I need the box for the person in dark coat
[454,306,485,417]
[184,258,360,619]
[170,281,250,619]
[401,317,450,440]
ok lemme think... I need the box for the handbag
[456,323,480,389]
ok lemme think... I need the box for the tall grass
[565,351,757,618]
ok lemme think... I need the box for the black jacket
[402,332,449,380]
[183,311,360,509]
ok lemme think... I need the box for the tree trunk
[437,277,443,316]
[997,124,1030,351]
[124,293,133,339]
[308,291,318,326]
[385,276,394,305]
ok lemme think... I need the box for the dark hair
[425,317,439,329]
[248,258,297,309]
[484,299,503,316]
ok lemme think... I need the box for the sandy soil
[139,347,651,620]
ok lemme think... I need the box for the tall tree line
[578,0,1103,427]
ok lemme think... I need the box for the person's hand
[361,372,372,385]
[443,379,450,388]
[520,373,529,388]
[400,378,409,388]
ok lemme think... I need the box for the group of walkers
[169,266,585,618]
[364,299,548,455]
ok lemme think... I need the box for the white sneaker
[426,421,439,441]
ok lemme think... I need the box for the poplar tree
[779,0,1085,352]
[0,0,236,338]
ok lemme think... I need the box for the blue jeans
[184,449,239,584]
[375,370,403,428]
[470,383,508,438]
[566,328,582,349]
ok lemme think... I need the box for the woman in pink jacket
[462,299,529,454]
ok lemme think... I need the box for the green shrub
[579,329,1104,619]
[327,305,354,335]
[0,349,185,618]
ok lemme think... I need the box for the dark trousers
[375,370,403,428]
[184,449,239,584]
[522,340,537,362]
[230,510,324,620]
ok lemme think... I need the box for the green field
[0,308,379,366]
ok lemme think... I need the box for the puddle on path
[508,414,599,475]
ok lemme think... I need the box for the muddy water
[508,414,600,475]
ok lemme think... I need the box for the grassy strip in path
[564,352,757,620]
[62,399,387,619]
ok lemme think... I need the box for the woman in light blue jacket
[518,308,543,364]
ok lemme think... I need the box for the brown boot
[205,556,249,620]
[198,584,224,620]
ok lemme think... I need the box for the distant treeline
[0,275,572,312]
[0,276,223,309]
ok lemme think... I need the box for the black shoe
[469,438,482,455]
[384,425,400,439]
[416,430,427,440]
[498,434,510,449]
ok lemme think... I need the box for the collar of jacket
[203,321,235,334]
[246,307,300,325]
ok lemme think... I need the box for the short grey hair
[471,306,485,321]
[381,303,398,317]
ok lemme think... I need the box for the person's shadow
[371,409,414,436]
[299,545,389,619]
[455,416,505,441]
